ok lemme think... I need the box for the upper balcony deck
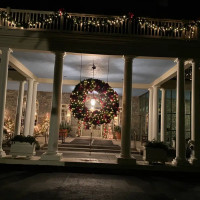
[0,7,200,58]
[0,7,198,40]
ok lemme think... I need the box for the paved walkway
[0,168,199,200]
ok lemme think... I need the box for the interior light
[90,107,95,111]
[91,98,96,106]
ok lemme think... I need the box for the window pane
[185,100,190,114]
[166,89,171,98]
[166,89,171,113]
[185,115,191,132]
[166,131,171,142]
[145,94,149,113]
[172,99,176,113]
[171,114,176,131]
[172,90,176,113]
[185,90,191,114]
[171,131,176,140]
[166,114,171,130]
[166,98,171,113]
[141,116,145,134]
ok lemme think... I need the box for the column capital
[123,55,136,61]
[33,80,38,85]
[148,87,153,91]
[26,77,34,82]
[160,88,166,92]
[152,85,160,89]
[174,58,187,64]
[191,58,200,65]
[20,80,26,84]
[54,51,66,59]
[0,47,13,54]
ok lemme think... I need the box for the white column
[23,78,34,136]
[29,81,38,136]
[160,88,166,142]
[148,87,153,141]
[41,51,65,161]
[118,55,136,165]
[14,80,26,136]
[0,48,12,157]
[152,86,159,140]
[190,59,200,165]
[172,58,188,166]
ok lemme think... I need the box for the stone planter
[143,147,168,164]
[10,142,36,158]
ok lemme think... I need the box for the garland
[137,18,197,36]
[69,78,119,126]
[0,9,125,28]
[0,9,198,36]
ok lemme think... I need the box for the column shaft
[152,86,159,140]
[14,81,26,136]
[29,81,38,136]
[23,78,34,136]
[0,48,12,157]
[121,56,133,159]
[41,52,65,160]
[190,59,200,165]
[172,58,188,166]
[160,88,166,142]
[148,87,153,141]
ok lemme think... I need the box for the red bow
[58,8,65,16]
[128,12,134,19]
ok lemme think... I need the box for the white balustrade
[0,8,197,39]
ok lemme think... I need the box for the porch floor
[2,136,198,174]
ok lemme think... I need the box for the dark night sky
[0,0,200,20]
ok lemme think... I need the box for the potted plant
[143,140,168,164]
[10,135,39,158]
[59,121,71,142]
[186,139,194,161]
[114,125,121,140]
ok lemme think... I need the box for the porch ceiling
[7,50,176,96]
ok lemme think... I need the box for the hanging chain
[107,57,110,83]
[93,63,94,79]
[80,54,82,82]
[92,60,96,79]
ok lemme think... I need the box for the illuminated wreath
[69,78,119,126]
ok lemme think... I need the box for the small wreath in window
[69,78,119,126]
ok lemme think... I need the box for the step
[59,143,120,150]
[59,147,121,153]
[42,146,139,154]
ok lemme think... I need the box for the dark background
[0,0,200,19]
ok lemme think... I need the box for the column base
[40,152,63,161]
[0,149,6,158]
[172,157,190,167]
[117,155,136,166]
[189,157,200,166]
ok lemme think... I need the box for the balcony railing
[0,8,198,39]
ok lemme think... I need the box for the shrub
[60,121,72,132]
[11,135,40,149]
[144,140,168,151]
[114,125,121,133]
